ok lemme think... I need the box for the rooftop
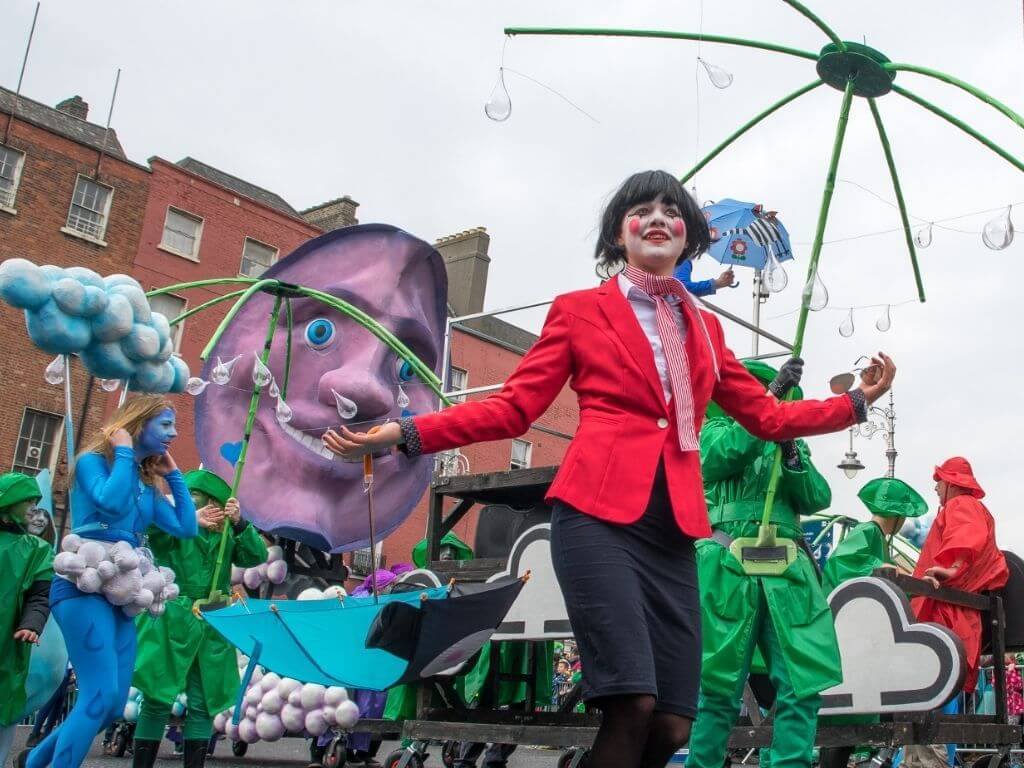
[0,85,126,159]
[176,156,300,218]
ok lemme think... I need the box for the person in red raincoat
[912,457,1008,693]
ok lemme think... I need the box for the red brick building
[0,87,150,525]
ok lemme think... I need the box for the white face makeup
[618,194,687,275]
[24,506,48,536]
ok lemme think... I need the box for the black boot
[184,740,209,768]
[132,739,161,768]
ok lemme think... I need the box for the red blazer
[413,280,858,538]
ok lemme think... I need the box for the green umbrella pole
[891,84,1024,174]
[167,289,248,328]
[502,27,818,61]
[146,277,258,298]
[868,98,925,303]
[681,79,824,183]
[281,298,293,400]
[206,294,283,602]
[200,279,278,360]
[778,0,845,50]
[760,78,856,532]
[884,63,1024,130]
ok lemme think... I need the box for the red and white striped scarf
[622,264,720,452]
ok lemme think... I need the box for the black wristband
[397,417,423,458]
[848,389,869,423]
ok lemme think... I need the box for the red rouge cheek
[628,218,641,234]
[672,220,685,237]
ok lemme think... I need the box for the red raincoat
[912,459,1007,692]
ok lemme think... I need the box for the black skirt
[550,463,701,717]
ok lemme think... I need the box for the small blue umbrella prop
[703,199,793,271]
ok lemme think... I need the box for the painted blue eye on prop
[397,358,415,382]
[304,318,336,350]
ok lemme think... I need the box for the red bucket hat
[933,456,985,499]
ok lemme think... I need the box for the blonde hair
[76,395,176,487]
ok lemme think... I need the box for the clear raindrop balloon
[698,57,733,89]
[268,379,280,399]
[397,385,410,409]
[982,206,1014,250]
[333,390,358,420]
[484,68,512,122]
[275,397,293,424]
[876,304,892,332]
[802,270,829,312]
[914,223,933,248]
[44,356,65,386]
[252,353,273,389]
[839,309,855,338]
[211,355,240,386]
[186,377,210,396]
[99,378,121,392]
[764,252,788,293]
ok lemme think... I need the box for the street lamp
[856,390,898,479]
[837,426,865,479]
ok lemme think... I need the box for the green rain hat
[857,477,928,519]
[0,472,42,514]
[412,531,474,568]
[706,359,804,421]
[183,469,232,507]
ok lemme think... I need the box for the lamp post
[856,389,898,478]
[837,426,865,479]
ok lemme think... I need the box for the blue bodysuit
[27,447,196,768]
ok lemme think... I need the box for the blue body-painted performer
[27,396,197,768]
[673,259,736,297]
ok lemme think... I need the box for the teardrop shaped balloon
[764,252,788,293]
[274,397,293,424]
[268,379,280,399]
[484,68,512,122]
[44,356,65,385]
[186,377,210,396]
[914,223,933,248]
[332,390,358,420]
[252,353,273,389]
[99,378,121,392]
[396,385,410,409]
[982,206,1014,250]
[839,309,855,338]
[698,57,733,89]
[211,355,240,386]
[802,269,829,312]
[875,304,892,332]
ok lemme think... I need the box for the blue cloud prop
[0,259,189,393]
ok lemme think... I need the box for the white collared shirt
[618,272,688,404]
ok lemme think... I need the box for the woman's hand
[924,565,959,583]
[323,422,402,460]
[151,452,178,476]
[714,268,736,289]
[858,352,896,404]
[197,505,225,531]
[109,428,132,449]
[224,498,241,524]
[13,629,39,644]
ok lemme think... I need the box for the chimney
[435,228,490,316]
[55,96,89,121]
[301,196,360,232]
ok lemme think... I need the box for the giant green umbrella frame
[144,278,451,603]
[504,0,1024,562]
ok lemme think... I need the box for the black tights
[588,694,692,768]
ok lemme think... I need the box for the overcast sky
[4,1,1023,549]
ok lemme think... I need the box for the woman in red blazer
[326,171,894,768]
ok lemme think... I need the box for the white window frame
[159,206,204,261]
[12,408,64,476]
[239,237,279,278]
[510,438,533,470]
[63,174,113,244]
[0,144,26,213]
[449,366,468,403]
[148,291,188,352]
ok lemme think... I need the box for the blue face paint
[136,409,177,458]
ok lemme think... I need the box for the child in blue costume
[27,396,197,768]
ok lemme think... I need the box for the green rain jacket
[821,522,890,598]
[133,522,267,713]
[0,525,53,726]
[697,416,841,700]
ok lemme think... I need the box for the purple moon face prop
[195,225,447,552]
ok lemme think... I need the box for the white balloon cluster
[213,658,359,743]
[231,545,288,592]
[297,585,347,601]
[53,534,179,617]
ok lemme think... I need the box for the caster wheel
[113,728,130,757]
[557,747,589,768]
[232,740,249,757]
[324,738,347,768]
[384,749,424,768]
[441,740,458,768]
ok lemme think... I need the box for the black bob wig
[594,170,711,276]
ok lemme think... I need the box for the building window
[160,207,203,260]
[149,292,187,351]
[350,546,385,576]
[66,175,113,240]
[0,145,26,209]
[510,438,532,470]
[449,366,468,403]
[240,237,278,278]
[13,408,62,475]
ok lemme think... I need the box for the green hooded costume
[133,470,267,720]
[0,473,52,727]
[689,361,838,768]
[385,532,553,728]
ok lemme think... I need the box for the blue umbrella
[703,198,794,270]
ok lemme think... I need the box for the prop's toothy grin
[278,420,336,460]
